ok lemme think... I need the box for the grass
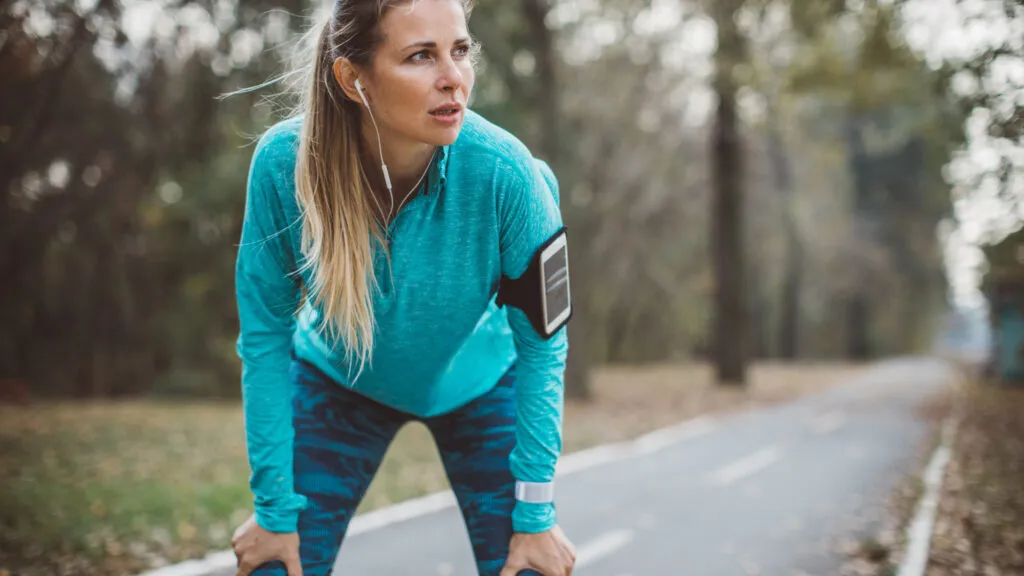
[0,361,863,576]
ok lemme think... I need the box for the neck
[360,121,436,196]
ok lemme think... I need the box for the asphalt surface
[227,356,957,576]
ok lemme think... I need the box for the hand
[231,513,303,576]
[500,525,576,576]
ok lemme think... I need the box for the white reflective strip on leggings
[515,481,555,503]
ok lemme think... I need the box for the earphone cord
[362,101,433,226]
[392,150,434,222]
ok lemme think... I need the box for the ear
[332,57,364,104]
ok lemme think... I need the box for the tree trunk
[522,0,558,162]
[844,115,871,361]
[521,0,591,400]
[747,259,769,359]
[779,230,803,359]
[711,0,748,385]
[766,116,801,360]
[846,297,870,360]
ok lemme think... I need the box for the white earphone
[354,78,392,192]
[354,78,370,108]
[353,78,433,224]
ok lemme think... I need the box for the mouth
[429,103,463,118]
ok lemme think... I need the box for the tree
[520,0,592,400]
[782,0,967,357]
[710,0,749,385]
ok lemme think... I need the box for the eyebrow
[402,37,471,51]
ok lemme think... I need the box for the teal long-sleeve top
[234,109,568,536]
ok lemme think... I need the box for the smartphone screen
[542,244,570,328]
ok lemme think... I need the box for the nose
[435,56,465,94]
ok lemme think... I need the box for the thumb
[499,559,526,576]
[283,553,304,576]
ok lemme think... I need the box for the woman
[229,0,575,575]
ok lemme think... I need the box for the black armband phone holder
[496,226,573,339]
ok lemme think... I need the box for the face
[356,0,475,147]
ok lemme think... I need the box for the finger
[499,561,526,576]
[234,560,252,576]
[284,553,304,576]
[232,517,251,542]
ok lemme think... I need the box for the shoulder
[243,116,305,235]
[453,110,559,201]
[454,109,532,164]
[250,115,303,180]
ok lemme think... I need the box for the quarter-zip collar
[425,144,450,197]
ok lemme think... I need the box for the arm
[234,136,308,533]
[498,158,570,534]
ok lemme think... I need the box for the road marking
[556,416,715,475]
[897,417,957,576]
[634,416,716,455]
[348,491,457,537]
[710,446,780,485]
[134,550,236,576]
[138,416,713,576]
[811,410,846,434]
[576,529,635,568]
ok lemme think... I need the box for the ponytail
[293,17,384,374]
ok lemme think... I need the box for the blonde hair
[285,0,475,373]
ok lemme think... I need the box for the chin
[426,124,463,146]
[436,131,461,146]
[418,114,464,146]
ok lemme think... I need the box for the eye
[453,45,470,59]
[408,50,431,62]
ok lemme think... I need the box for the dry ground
[834,377,957,576]
[834,362,1024,576]
[0,361,864,576]
[920,376,1024,575]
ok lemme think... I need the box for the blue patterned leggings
[252,358,522,576]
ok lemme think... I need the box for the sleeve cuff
[512,501,557,533]
[254,493,309,533]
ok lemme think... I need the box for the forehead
[378,0,468,46]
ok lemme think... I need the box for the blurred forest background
[1,0,1022,397]
[3,0,1024,574]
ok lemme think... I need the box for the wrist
[254,507,298,533]
[253,493,308,533]
[512,500,557,534]
[515,480,555,503]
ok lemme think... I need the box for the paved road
[228,356,956,576]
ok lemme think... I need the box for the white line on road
[897,416,957,576]
[136,551,236,576]
[576,529,635,568]
[138,416,713,576]
[348,491,457,537]
[556,416,716,475]
[709,446,781,485]
[810,410,846,434]
[634,416,716,455]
